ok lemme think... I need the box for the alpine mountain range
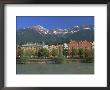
[16,24,94,45]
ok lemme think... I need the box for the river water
[16,62,94,74]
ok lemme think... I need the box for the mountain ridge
[16,24,94,45]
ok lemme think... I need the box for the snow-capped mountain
[17,25,94,44]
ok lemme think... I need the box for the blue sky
[16,16,94,30]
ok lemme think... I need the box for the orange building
[68,40,93,50]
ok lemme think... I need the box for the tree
[78,48,85,58]
[71,48,79,58]
[38,48,49,58]
[81,48,93,63]
[38,49,44,58]
[55,54,66,64]
[18,49,32,64]
[91,48,94,59]
[55,46,66,64]
[63,49,69,58]
[51,48,58,58]
[16,46,22,59]
[30,48,36,57]
[16,47,23,63]
[34,48,39,58]
[42,48,49,58]
[85,49,90,58]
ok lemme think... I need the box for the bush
[55,54,66,64]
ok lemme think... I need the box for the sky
[16,16,94,30]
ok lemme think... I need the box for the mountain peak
[27,24,48,33]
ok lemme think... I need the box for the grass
[16,61,94,74]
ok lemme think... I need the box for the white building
[63,43,68,49]
[43,45,48,49]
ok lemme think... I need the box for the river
[16,62,94,74]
